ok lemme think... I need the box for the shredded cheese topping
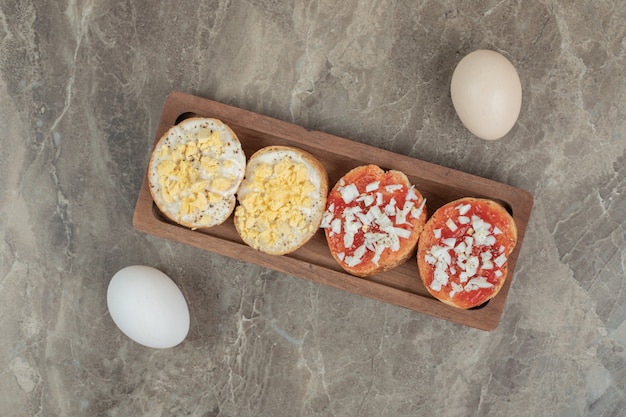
[425,203,509,297]
[321,175,425,267]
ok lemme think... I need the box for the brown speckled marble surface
[1,1,625,416]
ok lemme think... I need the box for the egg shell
[107,265,190,349]
[450,49,522,140]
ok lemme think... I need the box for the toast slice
[321,165,427,277]
[234,146,328,255]
[417,197,518,309]
[148,117,246,230]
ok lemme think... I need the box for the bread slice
[417,197,518,309]
[234,146,328,255]
[321,165,427,277]
[148,117,245,230]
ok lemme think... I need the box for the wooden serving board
[133,91,534,331]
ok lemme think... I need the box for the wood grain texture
[133,91,534,331]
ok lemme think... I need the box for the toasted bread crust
[417,197,517,309]
[323,165,427,277]
[148,117,245,230]
[234,146,328,255]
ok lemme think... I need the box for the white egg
[107,265,190,349]
[450,49,522,140]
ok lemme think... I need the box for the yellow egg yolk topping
[235,158,317,249]
[154,130,238,226]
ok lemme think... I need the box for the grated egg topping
[235,149,324,251]
[149,118,245,228]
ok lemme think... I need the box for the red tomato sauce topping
[322,165,425,269]
[419,199,516,309]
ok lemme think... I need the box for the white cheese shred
[494,253,507,268]
[345,245,366,267]
[442,237,457,248]
[394,227,412,239]
[385,184,403,193]
[365,181,380,192]
[340,184,359,204]
[411,198,426,220]
[456,203,472,216]
[446,218,458,232]
[465,276,494,291]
